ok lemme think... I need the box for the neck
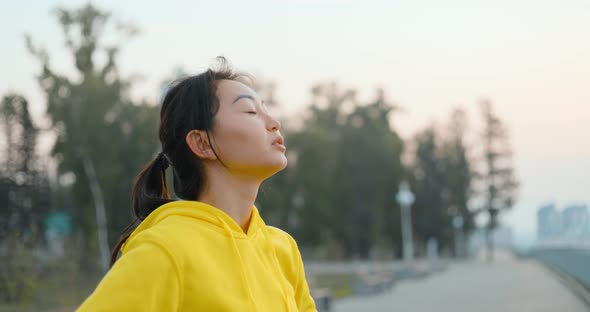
[198,164,261,233]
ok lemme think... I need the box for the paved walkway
[335,252,589,312]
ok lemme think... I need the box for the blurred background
[1,1,589,311]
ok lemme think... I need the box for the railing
[530,246,590,305]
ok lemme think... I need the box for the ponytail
[110,152,172,266]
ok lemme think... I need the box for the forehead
[216,79,259,102]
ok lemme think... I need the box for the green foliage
[0,93,50,241]
[26,4,159,267]
[411,127,449,250]
[409,108,477,255]
[478,100,519,260]
[260,84,404,259]
[479,100,519,221]
[0,235,39,304]
[311,273,353,299]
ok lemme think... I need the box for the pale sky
[2,0,589,246]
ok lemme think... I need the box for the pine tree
[479,99,519,261]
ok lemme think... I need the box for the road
[335,251,589,312]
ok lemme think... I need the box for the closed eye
[247,111,257,115]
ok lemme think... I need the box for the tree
[0,93,50,241]
[410,127,450,254]
[440,108,476,256]
[0,93,50,303]
[259,83,404,259]
[410,109,476,257]
[27,4,158,272]
[340,89,404,258]
[478,99,519,261]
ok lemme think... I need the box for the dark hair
[110,57,246,266]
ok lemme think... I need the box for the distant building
[536,203,590,245]
[561,204,589,238]
[537,203,562,240]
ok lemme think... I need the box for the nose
[266,114,281,132]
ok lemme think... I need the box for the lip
[274,143,286,152]
[272,135,285,146]
[272,136,286,151]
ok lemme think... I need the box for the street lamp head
[396,181,415,207]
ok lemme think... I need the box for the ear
[185,130,217,160]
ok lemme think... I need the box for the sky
[1,0,589,247]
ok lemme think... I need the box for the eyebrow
[232,94,264,105]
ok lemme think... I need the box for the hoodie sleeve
[77,234,182,312]
[287,235,317,312]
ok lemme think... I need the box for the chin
[261,157,288,179]
[271,158,288,173]
[278,155,288,170]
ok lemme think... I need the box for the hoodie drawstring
[216,216,293,311]
[262,226,291,311]
[216,216,258,312]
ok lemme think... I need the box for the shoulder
[128,216,192,246]
[123,215,201,266]
[264,226,303,266]
[265,225,300,249]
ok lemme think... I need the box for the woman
[78,58,317,311]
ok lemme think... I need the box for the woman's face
[209,79,287,180]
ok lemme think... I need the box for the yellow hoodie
[77,200,317,311]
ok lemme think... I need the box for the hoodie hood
[79,199,317,311]
[122,200,290,311]
[124,200,264,247]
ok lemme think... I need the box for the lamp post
[448,204,465,259]
[396,181,415,265]
[453,215,465,258]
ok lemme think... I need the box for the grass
[312,273,354,299]
[0,271,101,312]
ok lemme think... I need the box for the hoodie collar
[125,200,264,246]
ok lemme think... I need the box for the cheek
[213,116,267,155]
